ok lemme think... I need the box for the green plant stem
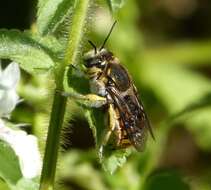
[39,1,90,190]
[39,91,67,190]
[64,0,90,65]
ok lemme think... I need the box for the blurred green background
[1,0,211,189]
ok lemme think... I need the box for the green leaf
[37,0,76,36]
[168,93,211,150]
[0,141,22,186]
[0,179,10,190]
[144,40,211,66]
[84,109,131,173]
[84,109,104,146]
[186,108,211,150]
[143,169,190,190]
[170,93,211,120]
[59,150,108,190]
[13,178,39,190]
[106,0,126,12]
[140,62,211,150]
[37,0,48,10]
[65,66,90,94]
[27,32,64,55]
[102,149,131,174]
[0,30,55,74]
[173,107,211,151]
[140,62,211,113]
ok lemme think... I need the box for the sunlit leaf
[0,180,10,190]
[102,149,131,174]
[27,32,64,55]
[37,0,76,35]
[37,0,48,11]
[140,62,211,150]
[0,141,22,186]
[144,41,211,66]
[174,107,211,151]
[0,30,55,74]
[140,62,211,113]
[169,93,211,120]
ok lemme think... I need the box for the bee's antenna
[100,20,117,51]
[88,40,97,54]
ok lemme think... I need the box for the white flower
[0,62,20,117]
[0,62,42,179]
[0,119,42,179]
[0,119,4,128]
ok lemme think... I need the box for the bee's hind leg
[62,91,107,108]
[99,104,117,159]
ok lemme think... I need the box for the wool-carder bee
[67,21,154,155]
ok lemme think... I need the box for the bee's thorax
[89,77,107,96]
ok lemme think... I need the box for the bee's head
[84,48,113,69]
[83,21,117,69]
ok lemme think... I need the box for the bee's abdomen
[114,91,148,151]
[123,95,140,116]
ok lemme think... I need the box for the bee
[83,21,154,153]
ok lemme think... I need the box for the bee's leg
[99,104,117,158]
[62,91,107,108]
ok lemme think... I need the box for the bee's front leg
[62,91,107,108]
[99,104,117,159]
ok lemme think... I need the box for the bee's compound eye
[84,58,93,68]
[93,58,101,65]
[84,58,102,68]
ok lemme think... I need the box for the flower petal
[0,120,42,179]
[0,62,20,117]
[0,62,20,90]
[0,89,19,117]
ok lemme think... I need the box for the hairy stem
[39,1,90,190]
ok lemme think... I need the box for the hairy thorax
[87,67,108,96]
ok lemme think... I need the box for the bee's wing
[132,85,155,141]
[106,86,152,151]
